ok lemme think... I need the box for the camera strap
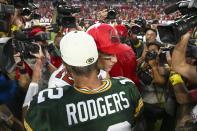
[153,84,165,106]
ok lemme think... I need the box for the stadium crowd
[34,0,181,23]
[0,0,197,131]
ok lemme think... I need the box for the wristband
[169,72,184,86]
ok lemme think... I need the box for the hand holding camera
[29,42,44,60]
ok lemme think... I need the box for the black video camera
[134,17,146,28]
[12,39,39,59]
[106,9,116,20]
[11,30,51,59]
[158,0,197,44]
[57,5,80,15]
[158,46,174,65]
[56,3,80,28]
[145,50,158,63]
[57,15,76,28]
[20,3,41,20]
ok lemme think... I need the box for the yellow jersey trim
[74,79,112,94]
[134,41,142,48]
[24,119,33,131]
[134,98,144,117]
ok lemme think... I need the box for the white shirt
[48,64,107,88]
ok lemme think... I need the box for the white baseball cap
[60,31,98,67]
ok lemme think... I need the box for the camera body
[12,39,39,59]
[106,9,116,20]
[12,30,51,59]
[57,5,80,15]
[158,46,174,65]
[158,0,197,44]
[134,17,146,29]
[137,67,153,86]
[145,50,158,63]
[56,3,80,28]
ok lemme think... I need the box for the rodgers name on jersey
[25,77,143,131]
[66,91,130,126]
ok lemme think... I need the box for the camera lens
[27,44,39,54]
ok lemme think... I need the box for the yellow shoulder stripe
[134,98,144,117]
[74,79,112,94]
[24,119,33,131]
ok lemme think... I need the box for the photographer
[111,23,142,92]
[27,26,56,89]
[127,23,144,59]
[172,31,197,83]
[22,42,45,116]
[137,28,158,67]
[139,41,176,131]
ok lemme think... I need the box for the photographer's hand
[13,52,30,90]
[13,52,22,64]
[137,45,147,66]
[148,59,157,68]
[30,43,45,83]
[30,43,44,60]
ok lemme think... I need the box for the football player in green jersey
[24,31,143,131]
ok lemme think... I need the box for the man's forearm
[173,83,191,104]
[171,32,197,83]
[169,72,191,104]
[172,40,187,70]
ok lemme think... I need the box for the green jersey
[24,77,143,131]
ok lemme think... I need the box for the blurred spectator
[139,41,176,131]
[144,28,158,44]
[34,0,180,25]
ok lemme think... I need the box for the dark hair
[152,19,159,24]
[145,28,157,36]
[146,41,162,49]
[65,61,98,77]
